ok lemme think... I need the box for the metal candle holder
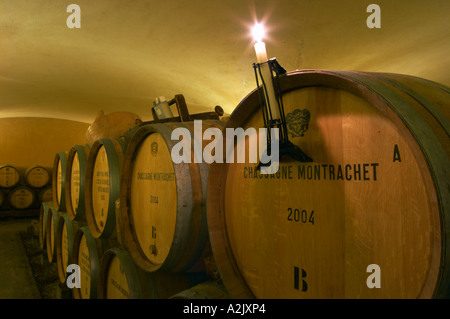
[253,58,313,170]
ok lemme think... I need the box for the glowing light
[252,23,265,43]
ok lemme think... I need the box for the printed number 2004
[287,208,315,225]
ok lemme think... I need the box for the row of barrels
[40,120,229,299]
[42,70,450,298]
[0,165,52,189]
[39,201,227,299]
[0,165,52,210]
[0,186,52,210]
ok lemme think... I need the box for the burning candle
[252,23,280,120]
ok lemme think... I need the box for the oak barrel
[97,246,195,299]
[39,201,54,250]
[65,144,91,222]
[71,226,105,299]
[38,186,53,203]
[46,205,60,263]
[8,186,35,210]
[118,121,223,272]
[56,213,79,283]
[24,166,50,188]
[85,138,127,239]
[52,151,68,212]
[207,70,450,299]
[0,165,20,188]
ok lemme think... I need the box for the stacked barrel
[38,117,228,299]
[0,164,52,215]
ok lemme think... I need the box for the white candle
[254,41,268,63]
[253,23,280,120]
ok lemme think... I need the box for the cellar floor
[0,217,43,299]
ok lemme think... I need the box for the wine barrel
[85,138,127,239]
[97,247,195,299]
[24,166,51,188]
[118,121,223,272]
[207,70,450,299]
[71,226,107,299]
[46,206,60,263]
[65,144,91,222]
[0,165,20,188]
[39,201,54,250]
[56,213,79,283]
[52,151,68,212]
[8,186,35,210]
[170,281,230,299]
[38,186,53,203]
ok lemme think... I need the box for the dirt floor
[20,223,60,299]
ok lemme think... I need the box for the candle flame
[252,23,265,43]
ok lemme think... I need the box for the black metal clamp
[253,58,313,171]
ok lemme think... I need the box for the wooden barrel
[118,121,223,272]
[52,151,68,212]
[46,206,60,263]
[56,213,79,283]
[71,226,107,299]
[97,246,195,299]
[39,201,54,250]
[0,165,20,188]
[24,166,51,188]
[38,186,53,203]
[85,138,126,239]
[170,281,230,299]
[65,144,91,222]
[207,70,450,299]
[0,190,4,208]
[8,186,35,210]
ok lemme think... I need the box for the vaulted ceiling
[1,0,449,123]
